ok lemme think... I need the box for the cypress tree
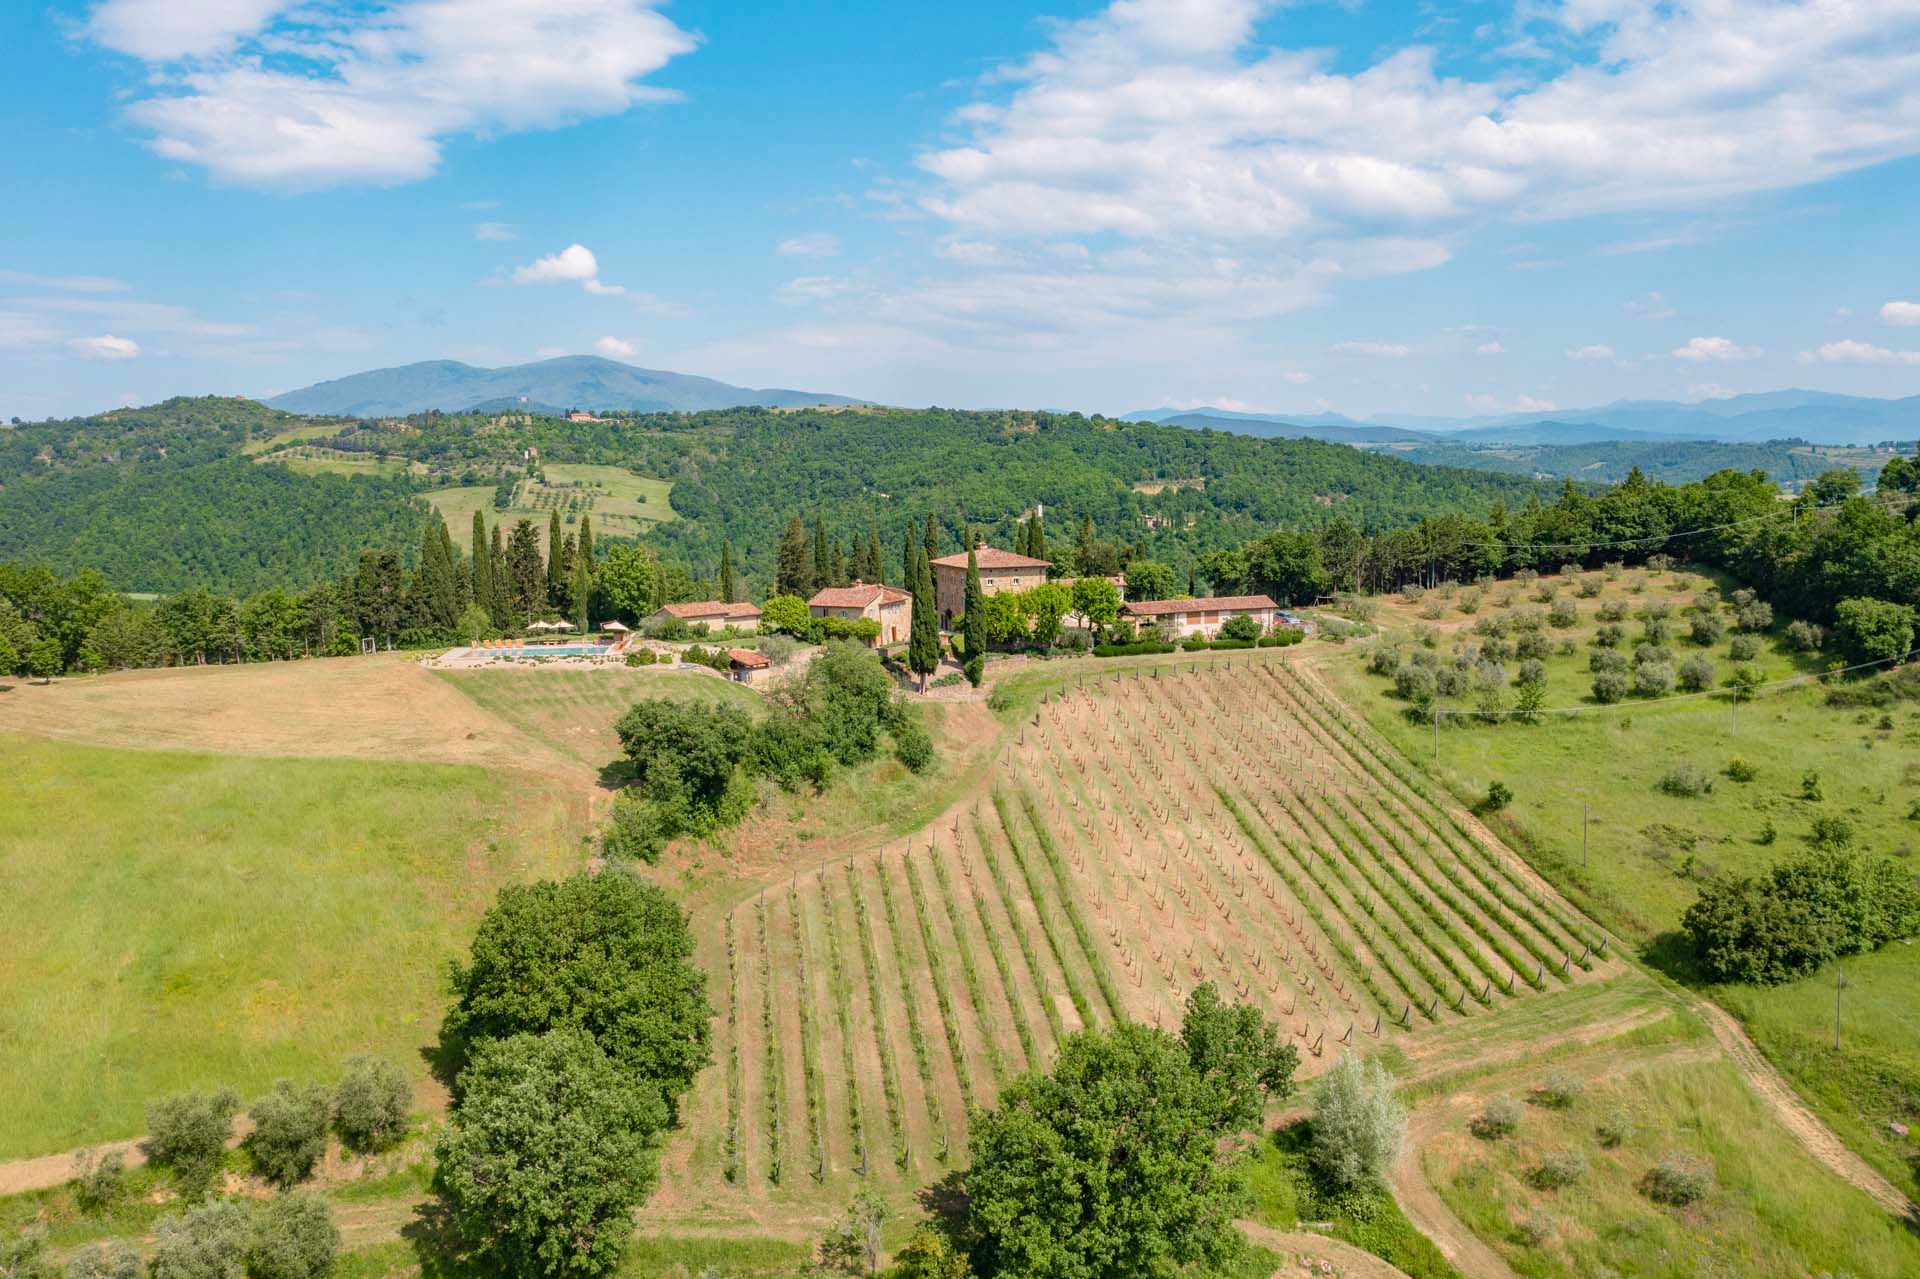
[812,518,830,592]
[963,545,986,688]
[923,512,940,563]
[1076,515,1096,575]
[831,536,849,588]
[471,511,492,619]
[1030,511,1047,564]
[902,523,918,589]
[719,539,736,604]
[488,525,510,627]
[578,514,594,573]
[776,517,812,597]
[546,510,566,605]
[907,546,939,692]
[444,521,469,613]
[963,523,976,555]
[867,521,885,586]
[571,549,590,632]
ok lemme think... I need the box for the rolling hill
[266,355,866,417]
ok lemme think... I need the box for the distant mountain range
[266,355,866,417]
[1124,390,1920,448]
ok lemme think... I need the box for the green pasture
[0,733,574,1159]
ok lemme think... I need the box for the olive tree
[1308,1052,1406,1190]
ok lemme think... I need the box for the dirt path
[1387,1108,1525,1279]
[0,1140,145,1198]
[1690,997,1918,1222]
[1238,1220,1413,1279]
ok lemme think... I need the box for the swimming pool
[492,645,613,657]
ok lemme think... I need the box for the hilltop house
[1121,594,1280,638]
[646,601,763,633]
[808,581,911,646]
[930,546,1051,626]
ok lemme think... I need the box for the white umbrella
[550,620,576,630]
[527,620,560,631]
[600,620,631,633]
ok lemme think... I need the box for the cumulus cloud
[0,270,130,294]
[777,233,841,259]
[1624,290,1677,320]
[1672,336,1759,362]
[778,276,853,303]
[1476,341,1504,354]
[1331,340,1410,357]
[95,0,697,188]
[1806,339,1920,366]
[473,222,516,241]
[69,334,141,360]
[1567,344,1614,360]
[1883,300,1920,326]
[593,335,639,358]
[1515,394,1557,412]
[512,244,624,295]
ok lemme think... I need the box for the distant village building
[727,647,769,685]
[1121,594,1281,638]
[930,546,1050,627]
[647,601,763,633]
[808,581,911,645]
[566,410,602,422]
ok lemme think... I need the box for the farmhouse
[1122,593,1281,638]
[726,647,769,685]
[807,581,912,645]
[647,600,763,633]
[930,545,1051,626]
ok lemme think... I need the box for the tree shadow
[596,759,636,792]
[420,1020,467,1094]
[915,1167,969,1241]
[1640,930,1705,985]
[401,1196,500,1279]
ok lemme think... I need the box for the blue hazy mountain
[267,355,866,417]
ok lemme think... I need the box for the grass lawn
[259,449,419,479]
[0,733,575,1159]
[1425,1052,1920,1278]
[436,666,760,770]
[425,464,674,553]
[1319,564,1920,1195]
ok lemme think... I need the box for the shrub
[65,1242,141,1279]
[1786,619,1826,652]
[1597,599,1630,623]
[1481,635,1514,663]
[1537,1069,1583,1109]
[1471,1097,1522,1140]
[623,648,656,667]
[1646,1151,1713,1205]
[1309,1053,1406,1190]
[1689,613,1726,646]
[1677,654,1715,692]
[1641,617,1673,645]
[150,1200,254,1279]
[1736,600,1774,632]
[1531,1149,1588,1189]
[1691,587,1722,612]
[1515,658,1547,689]
[1725,664,1763,701]
[1513,630,1549,661]
[643,614,691,642]
[755,634,799,666]
[1515,1211,1555,1246]
[1181,633,1211,652]
[1393,663,1437,704]
[1592,623,1625,648]
[71,1149,125,1214]
[1093,640,1177,657]
[1657,763,1715,797]
[332,1058,410,1153]
[1367,645,1401,676]
[1635,662,1676,698]
[1484,781,1513,811]
[1547,598,1579,628]
[1576,577,1602,598]
[1591,670,1630,703]
[1728,634,1760,661]
[1802,768,1823,801]
[144,1089,239,1200]
[1596,1108,1633,1148]
[1832,596,1917,665]
[891,714,935,774]
[247,1194,340,1279]
[246,1080,331,1187]
[1641,600,1674,622]
[1457,587,1483,614]
[1725,757,1757,783]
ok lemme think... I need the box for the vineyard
[702,659,1614,1198]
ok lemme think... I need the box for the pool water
[491,645,613,657]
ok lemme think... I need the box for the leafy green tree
[144,1089,239,1200]
[27,636,63,679]
[435,1028,666,1278]
[885,1232,973,1279]
[1069,576,1119,632]
[1179,982,1298,1132]
[817,1188,888,1276]
[909,547,941,690]
[776,516,814,598]
[63,1241,140,1279]
[0,631,18,678]
[1308,1052,1406,1190]
[507,519,545,623]
[1831,596,1916,665]
[961,1020,1253,1279]
[960,548,986,686]
[615,698,755,822]
[332,1057,411,1153]
[245,1080,331,1187]
[149,1200,253,1279]
[1217,614,1261,643]
[444,872,713,1107]
[246,1194,339,1279]
[1242,530,1325,605]
[761,593,813,637]
[597,543,661,622]
[1122,559,1178,602]
[1020,581,1071,648]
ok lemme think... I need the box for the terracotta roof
[929,545,1052,570]
[656,600,762,619]
[1122,594,1279,616]
[808,582,911,609]
[728,647,770,669]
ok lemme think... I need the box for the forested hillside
[1395,437,1904,489]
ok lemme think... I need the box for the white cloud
[69,334,142,360]
[0,270,130,294]
[473,222,516,241]
[1476,341,1503,354]
[1883,300,1920,327]
[1466,391,1556,413]
[1281,370,1312,384]
[1624,290,1676,320]
[101,0,698,188]
[1672,335,1759,362]
[777,233,841,259]
[1515,394,1556,412]
[1806,339,1920,366]
[778,276,853,303]
[512,244,623,295]
[593,335,639,359]
[1566,344,1614,360]
[1331,340,1409,357]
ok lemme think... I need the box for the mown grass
[0,733,573,1158]
[436,666,759,770]
[1321,567,1920,1194]
[1426,1053,1920,1278]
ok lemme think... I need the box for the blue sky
[4,0,1920,421]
